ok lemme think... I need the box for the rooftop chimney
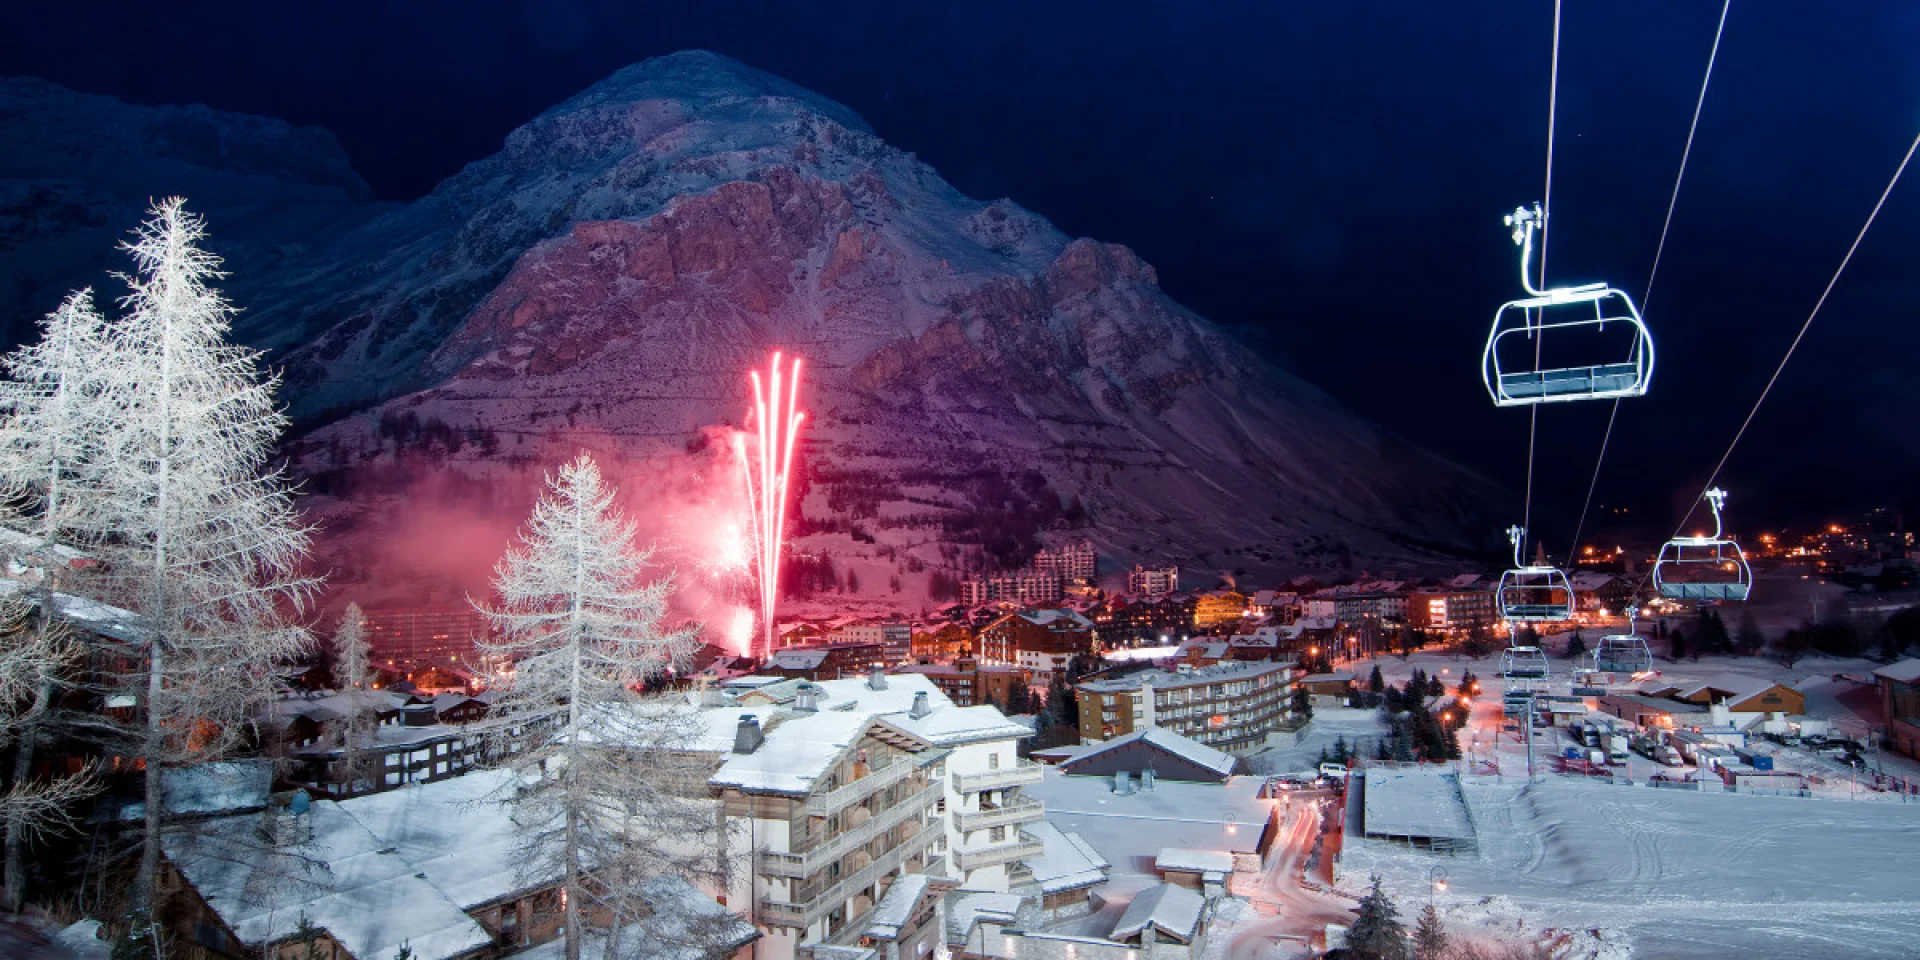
[795,684,820,712]
[733,715,764,754]
[261,790,313,847]
[910,691,932,719]
[699,683,725,708]
[868,668,888,691]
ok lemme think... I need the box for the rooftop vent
[733,715,764,754]
[868,668,888,691]
[910,691,932,719]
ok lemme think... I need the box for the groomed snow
[1342,773,1920,959]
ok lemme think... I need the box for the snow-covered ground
[1340,757,1920,957]
[1247,706,1388,774]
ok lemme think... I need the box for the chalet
[1657,676,1806,716]
[1873,659,1920,759]
[161,770,756,960]
[1057,727,1238,784]
[894,658,1029,707]
[1298,672,1354,706]
[977,610,1094,681]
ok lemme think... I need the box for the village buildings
[1074,660,1298,754]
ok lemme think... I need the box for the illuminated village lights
[735,352,806,659]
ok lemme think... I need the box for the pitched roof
[769,648,830,670]
[1111,883,1206,943]
[505,877,755,960]
[1024,821,1110,894]
[162,788,501,960]
[1062,726,1236,779]
[1155,847,1234,876]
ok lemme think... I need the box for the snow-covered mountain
[2,54,1502,613]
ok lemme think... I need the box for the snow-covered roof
[1873,659,1920,685]
[1676,675,1787,704]
[1294,616,1337,630]
[947,892,1026,942]
[1064,727,1237,779]
[163,761,272,817]
[1024,821,1110,894]
[1360,768,1475,841]
[720,676,788,691]
[270,689,409,726]
[693,674,1025,795]
[770,648,829,670]
[1447,573,1488,589]
[0,578,148,644]
[1077,659,1290,694]
[1568,571,1618,591]
[162,791,497,960]
[1155,847,1233,876]
[1301,672,1354,684]
[333,768,535,911]
[0,525,95,567]
[1174,639,1228,660]
[864,873,955,940]
[513,877,756,960]
[1016,609,1095,629]
[1111,883,1206,943]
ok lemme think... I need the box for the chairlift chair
[1593,608,1654,675]
[1499,645,1550,680]
[1496,526,1575,622]
[1483,204,1655,406]
[1654,488,1753,601]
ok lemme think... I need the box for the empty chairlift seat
[1593,609,1654,675]
[1654,488,1753,602]
[1483,204,1654,407]
[1496,526,1574,623]
[1500,646,1550,680]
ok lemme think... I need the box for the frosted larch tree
[70,198,316,917]
[0,289,112,909]
[329,602,375,797]
[473,453,724,960]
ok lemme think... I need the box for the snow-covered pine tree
[1346,874,1409,960]
[0,288,113,909]
[1412,904,1448,960]
[474,453,722,960]
[71,198,317,913]
[329,602,375,796]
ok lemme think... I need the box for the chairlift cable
[1521,0,1564,559]
[1565,0,1730,562]
[1672,126,1920,538]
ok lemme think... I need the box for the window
[989,826,1006,842]
[935,797,946,814]
[988,754,1000,770]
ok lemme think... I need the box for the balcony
[951,760,1043,794]
[954,798,1044,834]
[803,756,917,817]
[952,832,1046,872]
[759,822,940,929]
[759,779,942,879]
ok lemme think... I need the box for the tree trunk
[136,643,164,913]
[2,678,51,912]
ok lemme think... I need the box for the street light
[1429,865,1448,911]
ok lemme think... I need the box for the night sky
[4,1,1917,547]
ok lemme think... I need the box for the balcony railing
[951,760,1043,794]
[759,779,941,879]
[803,756,916,817]
[954,798,1044,834]
[759,823,939,929]
[953,833,1046,872]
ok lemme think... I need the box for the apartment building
[1092,596,1196,647]
[1406,586,1497,630]
[1333,591,1409,625]
[766,641,887,680]
[895,659,1030,707]
[1126,564,1180,597]
[696,672,1041,960]
[1074,660,1298,754]
[832,619,914,663]
[1033,541,1097,583]
[961,571,1065,607]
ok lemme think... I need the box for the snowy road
[1226,788,1353,960]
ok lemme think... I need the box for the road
[1227,786,1355,960]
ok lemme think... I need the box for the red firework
[735,352,805,660]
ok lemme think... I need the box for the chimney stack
[699,682,725,708]
[868,668,888,691]
[795,684,820,712]
[910,691,932,719]
[733,715,764,754]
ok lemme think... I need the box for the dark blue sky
[4,1,1917,546]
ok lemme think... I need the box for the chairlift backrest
[1483,204,1655,406]
[1653,489,1753,602]
[1497,526,1575,622]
